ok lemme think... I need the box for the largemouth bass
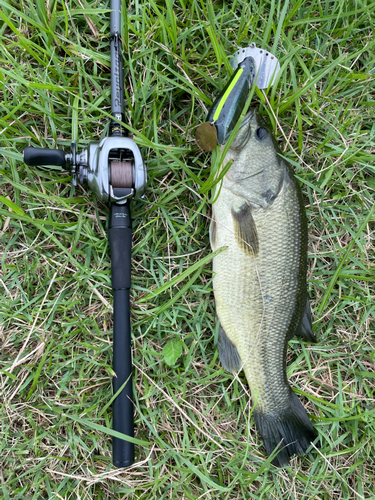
[210,110,318,466]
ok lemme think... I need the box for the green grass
[1,0,375,498]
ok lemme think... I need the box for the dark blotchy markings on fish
[210,110,318,467]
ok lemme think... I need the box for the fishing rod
[23,0,146,468]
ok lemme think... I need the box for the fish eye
[255,127,269,141]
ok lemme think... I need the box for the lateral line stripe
[213,68,244,122]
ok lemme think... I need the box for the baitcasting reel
[24,136,146,203]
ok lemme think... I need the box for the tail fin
[254,392,318,467]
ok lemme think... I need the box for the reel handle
[23,146,67,168]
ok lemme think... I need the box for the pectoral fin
[296,297,316,343]
[231,203,259,256]
[218,322,242,373]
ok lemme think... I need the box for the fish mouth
[222,110,255,146]
[239,110,256,129]
[227,110,255,150]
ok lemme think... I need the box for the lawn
[0,0,374,498]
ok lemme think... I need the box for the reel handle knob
[23,146,67,168]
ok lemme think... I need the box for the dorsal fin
[295,297,316,343]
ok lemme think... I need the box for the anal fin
[218,323,242,374]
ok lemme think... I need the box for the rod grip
[109,203,134,468]
[112,289,134,467]
[108,205,132,290]
[23,146,66,167]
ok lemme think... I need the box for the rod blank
[110,0,125,120]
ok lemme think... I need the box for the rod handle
[112,289,134,467]
[23,146,66,168]
[109,203,134,468]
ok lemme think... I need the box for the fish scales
[210,110,318,466]
[213,183,300,409]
